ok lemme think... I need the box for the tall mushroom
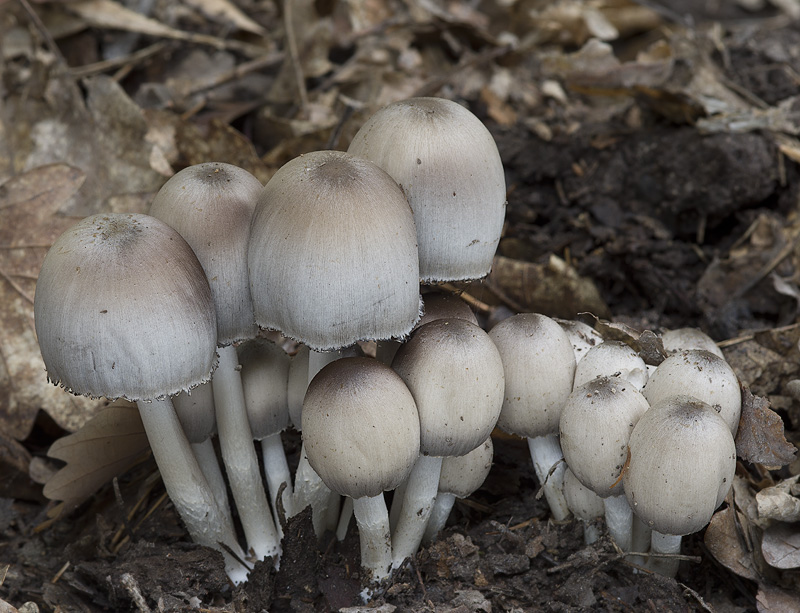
[34,213,247,582]
[348,96,506,283]
[150,162,279,562]
[248,150,421,534]
[488,313,576,520]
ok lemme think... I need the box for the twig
[51,561,70,584]
[69,42,169,79]
[283,0,309,116]
[121,573,152,613]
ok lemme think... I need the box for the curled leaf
[735,387,797,468]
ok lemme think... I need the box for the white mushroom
[559,376,650,551]
[34,213,247,582]
[572,340,648,392]
[488,313,576,520]
[390,318,504,565]
[348,97,506,283]
[302,357,420,583]
[643,349,742,435]
[150,162,279,562]
[661,327,724,359]
[623,395,737,576]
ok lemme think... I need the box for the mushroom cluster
[35,95,742,593]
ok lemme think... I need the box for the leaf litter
[1,0,800,610]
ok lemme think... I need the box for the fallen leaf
[756,583,800,613]
[44,401,149,513]
[757,476,800,522]
[735,387,797,468]
[487,254,610,319]
[0,164,104,441]
[705,505,761,581]
[183,0,266,35]
[761,523,800,569]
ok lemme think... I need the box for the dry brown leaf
[68,0,263,56]
[705,506,761,581]
[0,164,104,441]
[761,522,800,569]
[44,401,149,513]
[736,387,797,468]
[756,583,800,612]
[183,0,266,35]
[487,254,610,319]
[757,476,800,522]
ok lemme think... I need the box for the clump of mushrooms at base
[35,96,759,593]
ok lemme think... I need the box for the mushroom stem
[422,492,456,544]
[391,454,443,567]
[191,438,231,520]
[629,514,652,565]
[649,531,682,577]
[353,494,393,582]
[213,345,280,562]
[292,348,343,536]
[261,432,293,533]
[603,494,633,551]
[336,495,354,541]
[136,397,248,583]
[527,434,570,520]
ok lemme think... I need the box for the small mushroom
[422,437,493,544]
[302,357,420,583]
[623,395,736,576]
[642,349,741,435]
[572,340,648,392]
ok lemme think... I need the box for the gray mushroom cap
[559,376,650,497]
[238,338,290,440]
[643,349,741,435]
[623,395,736,536]
[34,213,217,401]
[248,150,421,351]
[348,97,506,284]
[488,313,576,439]
[392,318,505,457]
[302,357,420,499]
[438,437,493,498]
[149,162,262,345]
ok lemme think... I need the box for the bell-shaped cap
[623,395,736,536]
[488,313,576,439]
[438,437,493,499]
[643,349,741,435]
[34,213,217,401]
[559,376,649,498]
[302,357,420,499]
[392,318,504,457]
[348,97,506,283]
[149,162,262,345]
[249,151,421,351]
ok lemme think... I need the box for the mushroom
[555,318,604,364]
[248,150,421,535]
[572,340,648,392]
[642,349,741,435]
[302,357,420,583]
[623,395,736,576]
[661,327,724,359]
[34,213,247,582]
[150,161,279,562]
[488,313,576,520]
[559,376,650,551]
[422,436,493,545]
[172,382,231,519]
[348,97,506,283]
[390,318,504,566]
